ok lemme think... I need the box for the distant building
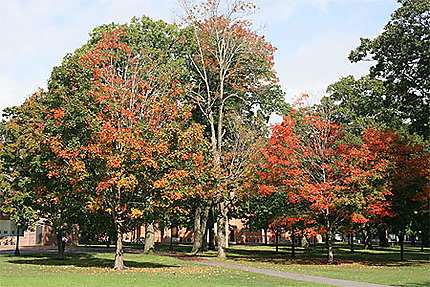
[0,215,77,250]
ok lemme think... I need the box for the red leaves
[351,213,368,224]
[258,108,397,230]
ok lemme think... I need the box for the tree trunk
[144,222,155,254]
[291,229,296,258]
[362,225,373,250]
[191,203,210,254]
[297,232,302,247]
[349,233,354,253]
[301,235,309,248]
[378,225,389,247]
[421,231,425,252]
[424,229,430,247]
[56,230,65,259]
[275,229,279,253]
[225,215,229,248]
[208,211,215,250]
[216,200,227,259]
[114,222,125,270]
[399,228,405,261]
[14,227,20,256]
[160,227,165,244]
[327,229,334,264]
[202,224,208,251]
[264,229,268,245]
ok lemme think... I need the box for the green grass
[0,251,330,287]
[190,243,430,287]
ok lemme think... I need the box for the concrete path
[176,256,395,287]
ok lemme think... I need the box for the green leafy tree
[349,0,430,138]
[324,75,403,137]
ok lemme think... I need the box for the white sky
[0,0,397,121]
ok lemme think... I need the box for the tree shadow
[222,245,430,268]
[8,253,179,269]
[397,282,430,287]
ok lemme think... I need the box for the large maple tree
[259,105,392,263]
[61,29,205,269]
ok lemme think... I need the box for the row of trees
[0,0,428,268]
[242,0,429,263]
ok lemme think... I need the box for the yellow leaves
[130,208,143,218]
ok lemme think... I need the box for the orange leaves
[106,154,122,169]
[351,213,368,224]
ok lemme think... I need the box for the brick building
[0,215,78,250]
[125,218,322,246]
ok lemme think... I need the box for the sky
[0,0,399,120]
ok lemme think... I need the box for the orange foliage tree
[258,106,392,263]
[44,29,206,269]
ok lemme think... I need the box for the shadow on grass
[397,282,430,287]
[8,253,179,269]
[221,245,430,267]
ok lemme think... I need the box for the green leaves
[348,0,430,138]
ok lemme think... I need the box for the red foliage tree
[259,106,392,263]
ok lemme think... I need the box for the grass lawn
[0,250,330,287]
[181,243,430,287]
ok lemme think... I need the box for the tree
[61,29,204,269]
[349,0,429,138]
[0,158,37,256]
[259,105,392,263]
[324,75,403,136]
[379,130,429,260]
[1,94,84,259]
[179,0,286,258]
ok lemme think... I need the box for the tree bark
[208,209,215,250]
[14,227,20,256]
[421,231,425,252]
[191,203,210,254]
[424,228,430,247]
[291,229,296,258]
[349,233,354,253]
[114,221,125,270]
[275,229,279,253]
[378,225,389,247]
[144,222,155,254]
[170,227,173,249]
[225,215,229,248]
[216,200,227,259]
[362,225,372,250]
[264,229,268,245]
[56,230,65,259]
[399,228,405,261]
[202,224,208,251]
[327,228,334,264]
[160,227,165,244]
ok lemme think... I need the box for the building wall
[0,220,78,249]
[124,218,323,246]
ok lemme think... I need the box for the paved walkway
[167,254,394,287]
